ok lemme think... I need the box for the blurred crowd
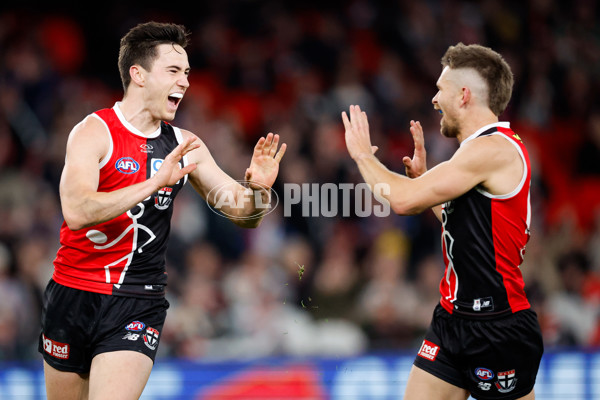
[0,0,599,362]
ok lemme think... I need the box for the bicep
[422,159,483,204]
[184,133,240,204]
[398,147,490,213]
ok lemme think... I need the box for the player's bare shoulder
[462,134,519,167]
[178,128,200,142]
[66,114,111,163]
[467,134,524,195]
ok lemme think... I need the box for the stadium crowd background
[0,0,599,362]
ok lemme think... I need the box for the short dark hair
[118,21,190,92]
[441,43,514,116]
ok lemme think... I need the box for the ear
[130,65,145,87]
[460,86,471,107]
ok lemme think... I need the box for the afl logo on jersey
[475,367,494,381]
[125,321,146,332]
[116,157,140,174]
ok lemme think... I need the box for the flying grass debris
[297,263,305,280]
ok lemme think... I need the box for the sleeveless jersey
[53,103,188,297]
[439,122,531,317]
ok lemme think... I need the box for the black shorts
[39,279,169,373]
[414,304,544,400]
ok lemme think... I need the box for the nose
[178,74,189,89]
[432,91,439,105]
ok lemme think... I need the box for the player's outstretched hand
[342,105,378,161]
[245,133,286,190]
[153,136,200,190]
[403,120,427,178]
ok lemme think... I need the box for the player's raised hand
[342,105,378,161]
[403,120,427,178]
[245,133,286,190]
[153,136,200,190]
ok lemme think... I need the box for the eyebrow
[167,65,191,73]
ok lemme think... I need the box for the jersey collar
[113,102,162,139]
[460,122,510,147]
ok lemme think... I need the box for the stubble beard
[440,115,461,138]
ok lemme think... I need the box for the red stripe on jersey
[492,127,531,312]
[489,199,530,313]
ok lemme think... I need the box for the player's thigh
[44,360,89,400]
[404,365,470,400]
[88,350,153,400]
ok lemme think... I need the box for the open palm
[403,120,427,178]
[245,133,286,190]
[154,136,200,188]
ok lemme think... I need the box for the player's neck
[456,110,499,144]
[119,96,162,136]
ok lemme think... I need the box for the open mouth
[168,92,183,108]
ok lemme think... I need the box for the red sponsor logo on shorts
[42,334,70,360]
[417,339,439,361]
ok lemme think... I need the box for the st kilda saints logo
[495,369,517,393]
[143,327,160,351]
[155,187,173,210]
[150,158,179,210]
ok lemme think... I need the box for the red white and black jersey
[439,122,532,317]
[53,103,188,297]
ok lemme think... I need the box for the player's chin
[441,124,458,138]
[162,109,177,122]
[164,101,180,120]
